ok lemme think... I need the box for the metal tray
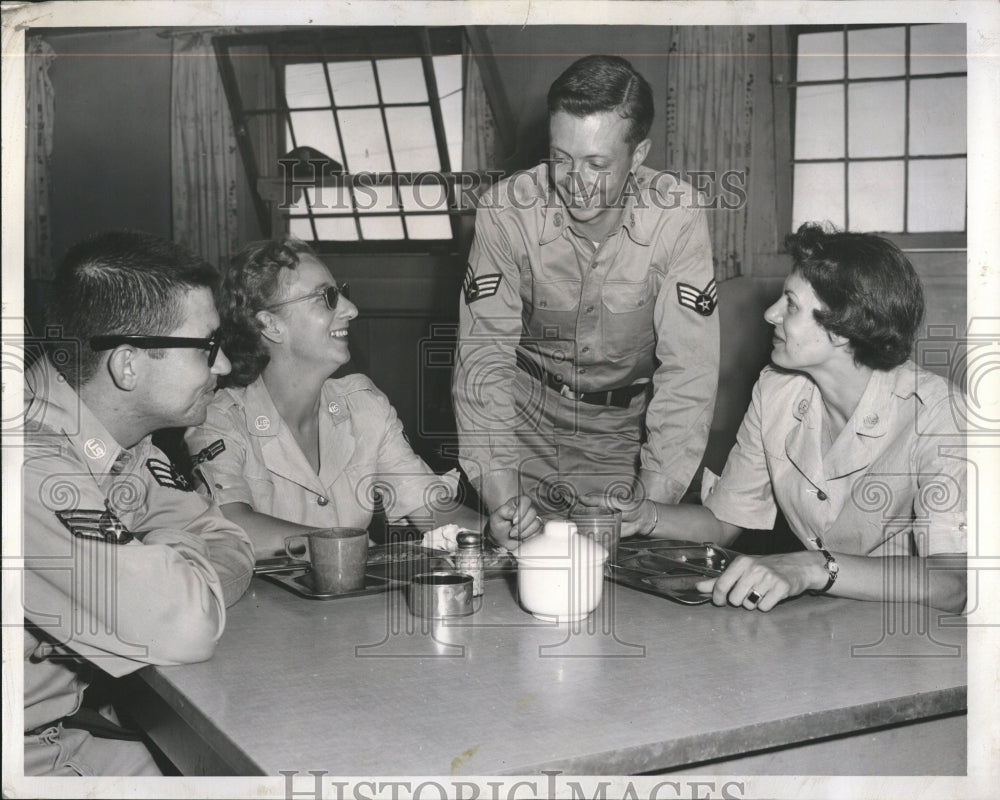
[608,539,738,605]
[256,541,515,600]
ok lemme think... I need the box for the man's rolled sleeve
[453,201,527,501]
[641,206,720,503]
[22,448,236,676]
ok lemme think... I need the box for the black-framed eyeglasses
[263,283,350,312]
[89,333,222,367]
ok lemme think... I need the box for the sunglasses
[90,333,222,367]
[264,283,350,312]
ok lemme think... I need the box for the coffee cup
[569,506,622,562]
[284,527,368,594]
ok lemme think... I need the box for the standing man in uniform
[21,231,255,775]
[453,55,719,532]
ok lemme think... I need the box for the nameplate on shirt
[463,266,503,304]
[56,508,134,544]
[145,458,193,492]
[676,279,718,317]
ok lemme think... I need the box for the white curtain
[170,32,240,269]
[665,27,757,282]
[26,37,56,281]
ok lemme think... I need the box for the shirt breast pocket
[525,279,580,339]
[601,280,655,358]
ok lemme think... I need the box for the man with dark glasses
[21,231,254,775]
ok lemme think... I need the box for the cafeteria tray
[256,541,515,600]
[608,539,739,605]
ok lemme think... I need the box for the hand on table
[695,551,826,611]
[487,495,543,551]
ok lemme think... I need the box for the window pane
[795,85,844,159]
[354,184,399,215]
[285,63,331,109]
[848,81,905,157]
[847,27,905,79]
[385,107,440,171]
[793,163,845,229]
[848,160,904,232]
[328,60,378,107]
[337,109,392,172]
[434,54,463,170]
[376,57,429,104]
[405,215,452,239]
[310,184,352,214]
[360,215,405,239]
[399,182,448,212]
[911,24,966,75]
[289,216,316,241]
[287,111,343,164]
[908,158,966,232]
[313,216,360,241]
[796,30,844,82]
[910,77,966,155]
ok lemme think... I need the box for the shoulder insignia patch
[676,279,718,317]
[146,458,193,491]
[190,439,226,466]
[56,507,133,544]
[463,265,503,305]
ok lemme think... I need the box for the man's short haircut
[47,231,219,388]
[786,223,925,371]
[547,55,654,151]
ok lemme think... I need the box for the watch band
[816,547,839,593]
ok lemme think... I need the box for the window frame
[788,23,967,250]
[214,26,472,255]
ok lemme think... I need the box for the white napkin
[421,523,473,554]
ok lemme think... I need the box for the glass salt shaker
[455,532,484,596]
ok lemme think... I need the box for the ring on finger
[746,589,763,605]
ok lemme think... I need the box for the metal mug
[407,571,474,618]
[284,527,368,594]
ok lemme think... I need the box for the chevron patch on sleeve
[56,507,133,544]
[146,458,193,491]
[191,439,226,466]
[463,265,503,305]
[676,279,718,316]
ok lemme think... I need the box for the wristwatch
[816,547,839,593]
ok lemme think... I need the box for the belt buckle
[558,383,580,401]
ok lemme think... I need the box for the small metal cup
[407,571,474,618]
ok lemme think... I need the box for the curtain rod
[157,27,249,39]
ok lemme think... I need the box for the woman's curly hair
[217,237,317,388]
[786,223,925,371]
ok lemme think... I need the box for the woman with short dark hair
[517,223,967,612]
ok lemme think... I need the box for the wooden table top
[138,572,966,776]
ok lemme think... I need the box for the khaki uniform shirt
[22,359,254,734]
[453,164,719,504]
[704,363,967,556]
[186,374,458,529]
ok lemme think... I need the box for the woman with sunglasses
[185,237,482,558]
